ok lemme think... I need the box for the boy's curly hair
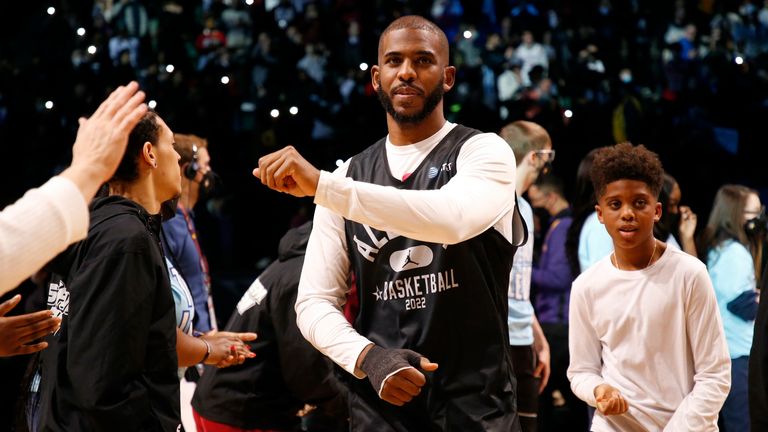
[590,142,664,199]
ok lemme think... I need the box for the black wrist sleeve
[359,345,423,396]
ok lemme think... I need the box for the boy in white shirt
[567,142,731,431]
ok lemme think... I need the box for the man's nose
[397,59,416,82]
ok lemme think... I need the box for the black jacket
[39,196,180,431]
[191,221,347,430]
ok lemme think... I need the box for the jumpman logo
[402,249,419,269]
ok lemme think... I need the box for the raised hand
[252,146,321,197]
[62,81,148,201]
[678,205,697,241]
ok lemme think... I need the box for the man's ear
[141,142,156,167]
[654,201,662,223]
[371,65,380,91]
[526,151,538,167]
[595,203,604,224]
[443,66,456,91]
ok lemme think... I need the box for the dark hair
[565,148,601,277]
[110,111,160,183]
[589,142,664,200]
[699,184,761,280]
[532,173,566,202]
[378,15,449,58]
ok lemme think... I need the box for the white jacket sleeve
[0,176,89,294]
[664,267,731,431]
[313,133,517,245]
[567,281,605,407]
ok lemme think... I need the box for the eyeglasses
[534,149,556,163]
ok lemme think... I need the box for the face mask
[198,170,221,200]
[540,160,553,176]
[745,214,768,238]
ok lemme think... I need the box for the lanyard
[178,205,211,292]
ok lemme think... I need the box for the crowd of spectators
[1,0,767,315]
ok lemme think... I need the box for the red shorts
[192,409,285,432]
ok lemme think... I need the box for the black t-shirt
[192,222,347,430]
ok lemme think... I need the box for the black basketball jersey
[343,124,521,431]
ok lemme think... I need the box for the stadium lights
[289,106,298,115]
[220,75,230,84]
[148,100,157,109]
[359,62,368,71]
[335,159,344,167]
[87,45,97,55]
[564,109,573,119]
[77,27,86,37]
[44,101,54,110]
[735,56,744,65]
[47,7,55,15]
[463,30,472,39]
[270,109,279,118]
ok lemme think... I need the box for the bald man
[253,16,524,431]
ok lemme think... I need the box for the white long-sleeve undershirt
[295,122,517,377]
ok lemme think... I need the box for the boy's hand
[594,384,628,416]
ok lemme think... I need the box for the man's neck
[386,110,446,145]
[547,198,569,217]
[179,179,199,210]
[516,165,536,195]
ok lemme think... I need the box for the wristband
[359,345,423,397]
[199,338,211,364]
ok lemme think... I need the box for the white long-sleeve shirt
[295,121,517,377]
[568,246,731,431]
[0,176,89,294]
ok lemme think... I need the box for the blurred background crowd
[0,0,766,356]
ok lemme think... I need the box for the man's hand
[252,146,321,197]
[594,384,628,416]
[358,345,438,406]
[61,82,148,201]
[0,295,61,357]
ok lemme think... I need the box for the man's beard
[376,78,444,124]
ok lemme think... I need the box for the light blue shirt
[578,211,614,273]
[708,240,756,358]
[508,197,535,346]
[166,257,195,336]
